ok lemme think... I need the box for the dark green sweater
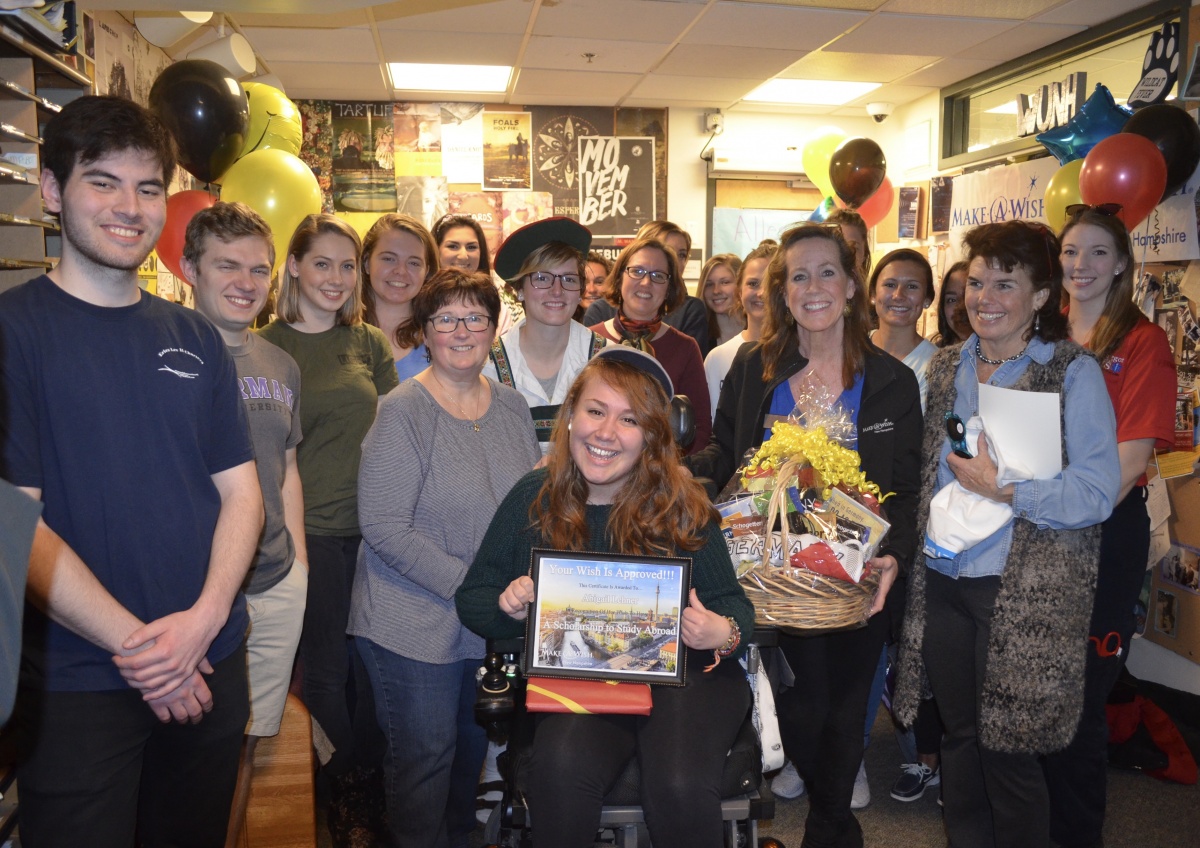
[456,469,755,663]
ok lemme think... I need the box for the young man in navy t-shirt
[0,96,263,847]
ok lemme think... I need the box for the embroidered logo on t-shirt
[158,347,204,379]
[861,419,894,435]
[1102,355,1124,374]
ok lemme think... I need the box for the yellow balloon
[239,82,302,158]
[219,149,323,274]
[802,127,846,201]
[1044,159,1085,231]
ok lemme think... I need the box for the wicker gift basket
[720,399,892,633]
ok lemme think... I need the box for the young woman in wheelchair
[457,347,754,848]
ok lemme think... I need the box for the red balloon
[156,190,217,282]
[854,176,894,228]
[1078,133,1168,229]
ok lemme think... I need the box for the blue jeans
[356,637,485,848]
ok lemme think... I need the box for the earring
[518,292,524,302]
[567,421,572,432]
[843,304,852,318]
[1034,313,1041,333]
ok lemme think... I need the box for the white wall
[665,97,945,262]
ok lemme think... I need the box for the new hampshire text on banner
[577,136,655,238]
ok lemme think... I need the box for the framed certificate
[524,549,691,686]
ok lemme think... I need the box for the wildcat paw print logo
[1129,22,1179,108]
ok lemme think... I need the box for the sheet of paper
[1149,521,1172,569]
[1156,447,1200,479]
[1146,473,1171,530]
[978,384,1063,482]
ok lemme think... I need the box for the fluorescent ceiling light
[388,62,511,93]
[743,79,880,106]
[985,102,1018,115]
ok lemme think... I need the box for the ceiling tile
[896,57,1002,87]
[533,0,705,43]
[656,45,803,79]
[776,51,939,83]
[825,13,1016,55]
[376,30,523,65]
[372,0,533,35]
[880,0,1063,19]
[232,10,371,28]
[243,26,371,63]
[269,61,390,100]
[513,69,641,101]
[521,36,665,75]
[842,83,938,106]
[733,0,887,9]
[959,22,1087,63]
[682,4,867,51]
[1034,0,1159,27]
[631,74,762,102]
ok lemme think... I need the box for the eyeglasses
[427,314,493,333]
[527,271,582,291]
[1065,203,1122,219]
[624,266,671,285]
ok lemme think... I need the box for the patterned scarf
[613,310,662,355]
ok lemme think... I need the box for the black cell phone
[944,412,972,459]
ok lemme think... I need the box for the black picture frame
[524,548,691,686]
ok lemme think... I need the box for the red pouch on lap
[525,677,652,715]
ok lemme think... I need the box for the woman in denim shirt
[894,220,1118,848]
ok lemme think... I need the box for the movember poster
[577,136,656,239]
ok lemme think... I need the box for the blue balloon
[1036,83,1133,165]
[808,196,837,222]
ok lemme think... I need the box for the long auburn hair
[1059,208,1141,361]
[759,223,873,386]
[531,358,716,555]
[361,213,438,349]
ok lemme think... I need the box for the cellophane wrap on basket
[717,385,892,630]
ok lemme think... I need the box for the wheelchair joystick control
[475,651,516,728]
[481,652,510,695]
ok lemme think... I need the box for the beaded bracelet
[717,616,741,657]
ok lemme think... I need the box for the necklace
[975,338,1027,366]
[431,372,481,431]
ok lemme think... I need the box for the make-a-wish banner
[947,157,1058,251]
[578,136,655,238]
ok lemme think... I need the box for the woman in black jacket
[687,222,922,848]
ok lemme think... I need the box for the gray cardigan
[349,378,539,663]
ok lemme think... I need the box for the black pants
[777,614,888,848]
[1043,487,1149,848]
[300,532,382,776]
[16,645,248,848]
[924,570,1049,848]
[527,656,749,848]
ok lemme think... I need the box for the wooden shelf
[0,75,59,115]
[0,24,89,89]
[0,256,52,270]
[0,120,38,143]
[0,211,56,230]
[0,163,33,184]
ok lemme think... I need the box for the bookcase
[0,22,91,293]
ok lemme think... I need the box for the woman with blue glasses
[589,237,712,454]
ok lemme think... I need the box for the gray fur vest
[893,341,1101,755]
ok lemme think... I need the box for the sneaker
[851,759,870,809]
[772,761,806,799]
[890,761,941,802]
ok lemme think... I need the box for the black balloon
[828,137,886,208]
[149,60,248,184]
[1123,104,1200,200]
